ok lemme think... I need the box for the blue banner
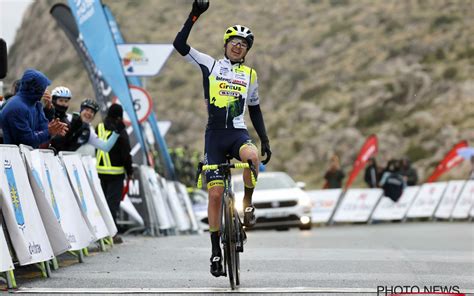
[103,4,176,179]
[67,0,147,160]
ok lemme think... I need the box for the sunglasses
[229,38,248,49]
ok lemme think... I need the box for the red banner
[345,135,378,189]
[426,140,468,183]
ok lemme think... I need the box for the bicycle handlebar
[195,161,257,189]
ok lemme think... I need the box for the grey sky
[0,0,35,49]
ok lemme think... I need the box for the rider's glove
[261,140,272,165]
[190,0,209,18]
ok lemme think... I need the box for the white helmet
[52,86,72,100]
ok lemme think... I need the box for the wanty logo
[4,160,25,230]
[122,47,149,73]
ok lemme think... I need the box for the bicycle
[196,160,257,290]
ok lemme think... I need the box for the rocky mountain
[4,0,474,188]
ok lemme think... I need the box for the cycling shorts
[204,129,256,188]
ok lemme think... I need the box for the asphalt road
[7,222,474,295]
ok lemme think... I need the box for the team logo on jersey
[4,160,25,230]
[219,90,240,97]
[219,83,242,91]
[219,67,229,76]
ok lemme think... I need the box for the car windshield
[233,172,297,193]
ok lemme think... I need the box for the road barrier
[1,144,472,289]
[406,182,447,219]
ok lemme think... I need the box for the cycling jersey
[184,47,259,130]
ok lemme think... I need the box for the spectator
[399,157,418,186]
[323,154,345,189]
[379,159,406,202]
[0,69,67,148]
[50,98,120,153]
[364,157,380,188]
[96,104,132,243]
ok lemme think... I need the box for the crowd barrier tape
[141,166,173,231]
[0,145,54,265]
[370,186,420,221]
[0,221,14,273]
[332,189,383,223]
[434,180,466,219]
[20,145,70,256]
[59,152,109,240]
[120,195,144,226]
[307,189,341,223]
[175,182,200,232]
[166,181,191,232]
[451,180,474,220]
[81,156,118,237]
[38,150,95,251]
[406,182,447,219]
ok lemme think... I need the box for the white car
[233,171,312,230]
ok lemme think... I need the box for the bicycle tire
[224,194,236,289]
[234,209,241,286]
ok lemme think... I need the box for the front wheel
[224,195,236,290]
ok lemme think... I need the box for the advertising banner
[141,166,172,230]
[406,182,448,218]
[332,188,383,223]
[39,150,95,250]
[166,181,190,232]
[124,164,152,229]
[0,145,54,265]
[426,140,468,182]
[20,145,70,256]
[63,1,148,161]
[345,135,378,189]
[0,222,14,272]
[60,152,109,240]
[81,156,118,237]
[307,189,342,223]
[117,44,174,77]
[175,182,199,232]
[434,180,465,219]
[370,186,420,221]
[451,180,474,219]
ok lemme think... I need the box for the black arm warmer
[173,16,195,56]
[248,105,269,143]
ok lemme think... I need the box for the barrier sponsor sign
[166,181,190,232]
[434,180,465,219]
[60,152,109,240]
[370,186,420,221]
[451,180,474,219]
[307,189,341,223]
[120,195,144,226]
[0,221,14,272]
[0,145,54,265]
[20,146,70,256]
[159,178,177,229]
[332,189,383,223]
[39,150,95,250]
[406,182,448,218]
[81,156,118,237]
[141,166,172,230]
[124,164,151,228]
[176,182,200,232]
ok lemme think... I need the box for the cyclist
[174,0,272,277]
[51,98,122,153]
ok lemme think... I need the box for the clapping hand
[48,118,68,136]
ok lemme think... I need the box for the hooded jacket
[1,69,51,148]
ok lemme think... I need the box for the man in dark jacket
[96,104,133,239]
[400,157,418,186]
[0,69,67,148]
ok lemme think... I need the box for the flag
[426,140,468,182]
[345,134,378,189]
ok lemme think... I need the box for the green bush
[431,15,459,29]
[443,67,458,80]
[405,144,430,162]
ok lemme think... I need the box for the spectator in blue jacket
[1,69,67,148]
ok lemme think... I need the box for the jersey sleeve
[247,69,259,106]
[184,47,215,73]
